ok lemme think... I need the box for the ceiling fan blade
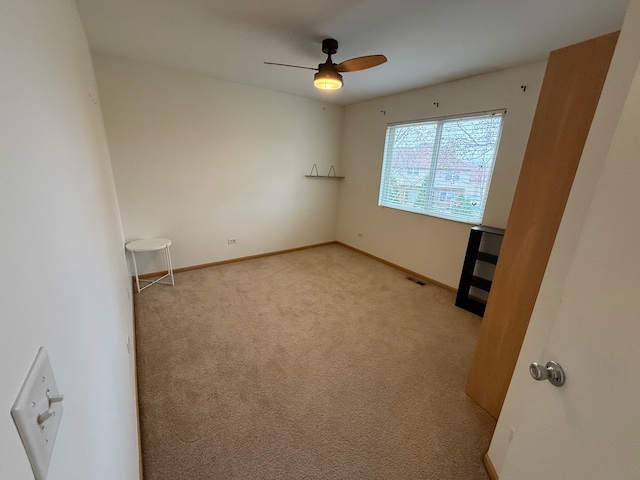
[264,62,317,71]
[336,54,387,72]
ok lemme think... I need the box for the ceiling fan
[265,38,387,90]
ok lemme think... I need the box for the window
[378,110,505,224]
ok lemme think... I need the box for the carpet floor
[134,244,495,479]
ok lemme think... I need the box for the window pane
[379,122,437,214]
[379,112,504,223]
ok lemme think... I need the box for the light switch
[11,347,64,480]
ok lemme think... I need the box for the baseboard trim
[133,241,457,295]
[336,241,457,293]
[129,295,144,480]
[484,452,499,480]
[135,241,337,280]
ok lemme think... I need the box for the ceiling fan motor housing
[322,38,339,55]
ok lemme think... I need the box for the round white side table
[125,237,175,293]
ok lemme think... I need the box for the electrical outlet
[227,238,237,244]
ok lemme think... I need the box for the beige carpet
[134,244,495,479]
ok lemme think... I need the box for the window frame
[378,109,506,224]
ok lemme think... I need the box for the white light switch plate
[11,347,63,480]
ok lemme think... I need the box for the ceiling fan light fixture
[266,38,385,92]
[314,70,343,90]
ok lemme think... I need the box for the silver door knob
[529,361,565,387]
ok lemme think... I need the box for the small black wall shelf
[305,164,344,179]
[455,225,505,317]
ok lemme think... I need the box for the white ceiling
[76,0,629,105]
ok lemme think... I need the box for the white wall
[336,63,546,288]
[93,54,344,274]
[0,2,139,479]
[488,0,640,476]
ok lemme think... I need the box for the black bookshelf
[455,225,505,317]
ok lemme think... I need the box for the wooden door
[499,42,640,477]
[465,32,619,419]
